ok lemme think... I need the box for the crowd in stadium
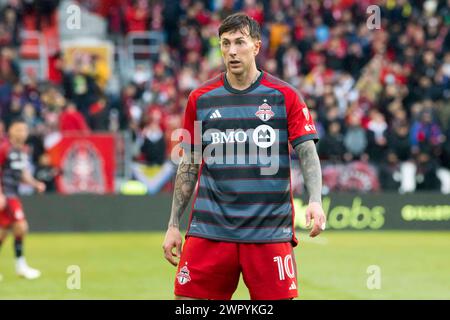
[0,0,449,193]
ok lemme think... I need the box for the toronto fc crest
[255,100,275,121]
[60,141,105,193]
[177,264,191,285]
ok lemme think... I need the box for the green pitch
[0,231,449,299]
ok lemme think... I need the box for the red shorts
[174,236,298,300]
[0,197,26,228]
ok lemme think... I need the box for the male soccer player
[0,118,45,280]
[163,13,326,300]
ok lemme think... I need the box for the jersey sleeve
[180,92,200,152]
[0,142,8,167]
[285,89,319,149]
[0,143,8,192]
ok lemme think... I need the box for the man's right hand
[162,226,183,267]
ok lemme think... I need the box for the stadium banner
[21,193,449,232]
[46,133,116,194]
[292,193,449,231]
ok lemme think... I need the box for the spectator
[59,102,90,134]
[138,108,166,165]
[4,82,24,120]
[40,86,65,113]
[379,151,402,191]
[106,1,125,38]
[268,12,290,56]
[318,121,345,161]
[35,0,59,30]
[387,123,411,162]
[88,97,109,131]
[244,0,264,25]
[63,63,99,117]
[121,83,139,129]
[22,102,42,129]
[48,51,64,86]
[415,152,441,191]
[125,0,150,33]
[410,110,444,154]
[162,0,182,47]
[2,5,20,46]
[0,46,19,84]
[343,114,367,161]
[366,110,388,162]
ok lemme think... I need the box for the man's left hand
[305,202,326,238]
[35,182,46,193]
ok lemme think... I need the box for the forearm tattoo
[168,152,200,228]
[294,140,322,204]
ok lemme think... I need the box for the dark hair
[9,117,26,126]
[7,117,27,130]
[218,13,261,40]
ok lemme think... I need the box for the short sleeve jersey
[181,70,319,246]
[0,141,28,197]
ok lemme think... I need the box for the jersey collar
[223,69,264,94]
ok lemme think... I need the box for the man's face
[9,122,29,144]
[220,28,261,76]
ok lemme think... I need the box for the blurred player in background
[163,13,326,300]
[0,118,46,280]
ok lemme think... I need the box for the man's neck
[226,67,260,91]
[10,140,23,149]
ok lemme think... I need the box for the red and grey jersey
[0,141,28,197]
[181,70,319,245]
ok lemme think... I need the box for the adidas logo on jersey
[209,110,222,119]
[289,282,297,290]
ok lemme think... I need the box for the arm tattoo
[168,151,200,228]
[294,140,322,204]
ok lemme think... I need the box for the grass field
[0,231,449,299]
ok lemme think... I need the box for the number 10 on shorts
[273,254,295,281]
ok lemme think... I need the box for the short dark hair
[218,13,261,40]
[7,117,27,130]
[9,117,26,126]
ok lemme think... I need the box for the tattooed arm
[295,140,322,204]
[168,152,200,228]
[294,140,326,237]
[163,150,200,266]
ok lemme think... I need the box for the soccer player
[0,118,46,280]
[162,13,326,300]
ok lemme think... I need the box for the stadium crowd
[0,0,449,193]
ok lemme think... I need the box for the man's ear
[254,39,262,56]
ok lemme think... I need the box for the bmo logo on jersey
[252,125,276,148]
[208,125,277,149]
[210,130,247,144]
